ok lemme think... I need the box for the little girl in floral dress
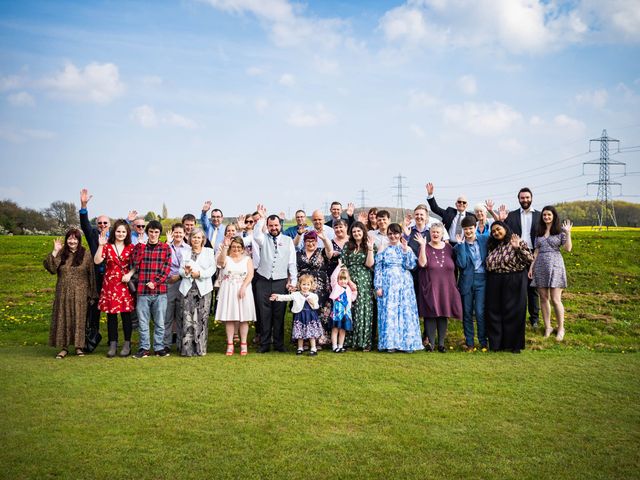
[329,264,358,353]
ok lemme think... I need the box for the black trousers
[255,275,288,349]
[88,271,104,331]
[527,281,540,325]
[486,270,527,351]
[107,312,133,342]
[252,276,262,336]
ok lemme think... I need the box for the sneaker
[155,348,170,357]
[133,349,149,359]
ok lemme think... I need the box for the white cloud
[498,138,524,154]
[7,91,35,107]
[313,57,340,75]
[201,0,350,49]
[131,105,197,129]
[575,89,608,108]
[0,125,55,143]
[0,75,23,92]
[410,124,425,138]
[616,82,640,104]
[287,103,334,127]
[529,115,544,126]
[457,75,477,95]
[378,0,640,54]
[141,75,163,86]
[40,62,125,104]
[553,114,586,131]
[408,89,439,108]
[442,101,522,135]
[279,73,296,87]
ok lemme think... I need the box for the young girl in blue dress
[270,274,322,356]
[329,263,358,353]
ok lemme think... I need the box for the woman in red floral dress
[94,219,135,357]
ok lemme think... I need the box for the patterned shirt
[485,241,533,273]
[131,241,171,295]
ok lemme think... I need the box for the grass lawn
[0,232,639,479]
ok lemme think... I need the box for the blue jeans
[462,273,487,347]
[137,294,167,351]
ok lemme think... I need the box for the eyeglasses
[97,222,109,225]
[135,225,145,228]
[456,201,467,205]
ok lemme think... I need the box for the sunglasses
[97,222,109,225]
[456,201,467,204]
[246,220,255,224]
[135,225,145,228]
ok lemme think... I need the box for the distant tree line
[0,199,639,235]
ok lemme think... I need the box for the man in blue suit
[454,215,488,350]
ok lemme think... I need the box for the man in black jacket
[504,187,541,328]
[78,188,110,351]
[426,182,473,246]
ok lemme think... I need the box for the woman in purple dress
[528,206,573,341]
[415,222,462,352]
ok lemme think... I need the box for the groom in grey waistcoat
[253,213,298,353]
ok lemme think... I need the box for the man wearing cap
[425,182,473,246]
[454,215,488,350]
[253,207,298,353]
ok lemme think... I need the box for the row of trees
[1,199,639,235]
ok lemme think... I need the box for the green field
[0,232,639,479]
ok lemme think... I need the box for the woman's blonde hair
[298,274,317,291]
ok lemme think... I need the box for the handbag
[84,304,102,353]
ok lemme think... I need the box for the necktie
[455,214,463,236]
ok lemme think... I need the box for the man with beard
[505,187,541,329]
[253,206,298,353]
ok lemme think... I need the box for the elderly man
[295,209,334,251]
[78,188,110,351]
[325,201,355,228]
[253,206,297,353]
[126,211,148,245]
[426,182,473,246]
[200,200,226,250]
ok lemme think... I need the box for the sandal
[240,342,248,356]
[75,348,85,357]
[55,349,68,359]
[225,342,234,356]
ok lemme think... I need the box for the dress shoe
[544,326,553,338]
[274,346,287,353]
[437,346,446,353]
[257,346,270,353]
[556,329,565,341]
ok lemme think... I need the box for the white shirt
[448,212,467,242]
[520,208,534,249]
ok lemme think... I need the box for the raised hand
[562,219,573,232]
[278,211,286,221]
[165,230,173,244]
[498,204,509,221]
[53,238,63,254]
[403,213,412,235]
[98,231,108,246]
[357,211,367,223]
[236,214,247,229]
[223,236,231,247]
[400,236,409,252]
[80,188,92,208]
[455,233,463,244]
[425,182,434,196]
[346,202,355,216]
[485,199,495,212]
[414,233,426,246]
[127,210,138,222]
[256,204,267,219]
[510,233,521,249]
[202,200,212,213]
[366,237,375,250]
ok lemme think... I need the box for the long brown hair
[60,228,86,267]
[108,219,132,246]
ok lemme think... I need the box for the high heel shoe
[556,328,565,341]
[544,327,553,338]
[225,342,234,356]
[240,342,248,356]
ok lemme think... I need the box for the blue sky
[1,0,639,219]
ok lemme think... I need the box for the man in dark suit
[325,201,355,229]
[454,216,488,350]
[504,187,541,328]
[426,182,473,246]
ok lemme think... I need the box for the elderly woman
[215,237,256,355]
[44,228,97,358]
[485,221,533,353]
[297,230,334,345]
[94,219,135,357]
[178,227,216,356]
[415,222,462,352]
[374,223,424,352]
[340,221,375,351]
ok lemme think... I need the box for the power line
[358,189,368,208]
[392,173,408,223]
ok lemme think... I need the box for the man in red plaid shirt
[125,220,172,358]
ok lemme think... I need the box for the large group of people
[44,185,573,358]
